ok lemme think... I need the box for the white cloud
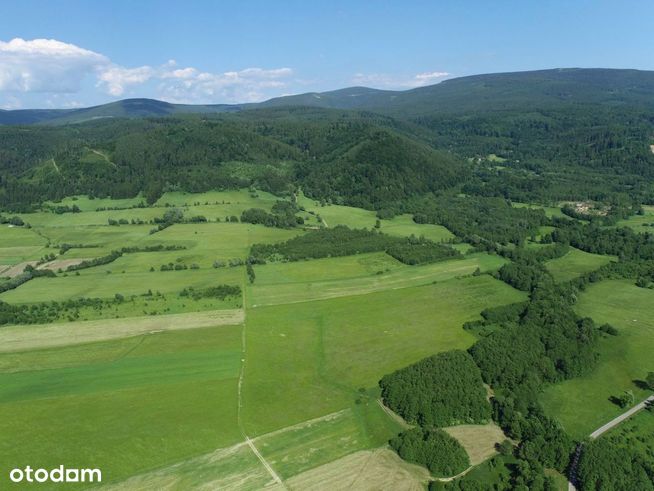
[97,65,155,96]
[0,37,295,105]
[157,65,293,103]
[0,38,108,92]
[352,70,450,89]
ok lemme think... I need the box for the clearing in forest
[541,279,654,438]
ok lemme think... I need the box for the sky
[1,0,653,109]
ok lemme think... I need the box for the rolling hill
[3,68,654,125]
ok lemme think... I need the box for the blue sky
[1,0,652,109]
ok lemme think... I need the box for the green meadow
[242,275,525,435]
[249,253,507,307]
[0,225,48,266]
[545,247,615,282]
[0,326,243,488]
[511,201,566,218]
[541,279,654,438]
[0,190,527,488]
[617,205,654,232]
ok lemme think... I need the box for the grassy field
[0,190,532,488]
[443,424,505,466]
[243,275,525,435]
[545,247,614,282]
[541,279,654,438]
[379,214,454,243]
[0,265,245,302]
[0,225,48,266]
[297,192,456,242]
[0,326,243,488]
[297,192,378,229]
[253,252,404,285]
[0,309,244,352]
[617,205,654,232]
[512,201,566,218]
[249,253,508,307]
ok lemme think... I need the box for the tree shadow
[608,395,625,407]
[633,379,649,390]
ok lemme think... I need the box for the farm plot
[0,265,245,303]
[0,225,48,266]
[242,275,526,435]
[253,252,404,285]
[101,406,406,491]
[0,326,243,488]
[249,253,507,307]
[443,423,506,466]
[541,279,654,438]
[0,309,244,352]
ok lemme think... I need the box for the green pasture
[45,194,145,212]
[297,192,377,229]
[253,252,403,285]
[379,214,455,242]
[0,326,243,488]
[512,201,566,218]
[545,247,614,282]
[0,265,244,303]
[297,192,456,242]
[0,225,48,266]
[19,208,168,228]
[243,275,525,435]
[141,222,302,263]
[541,280,654,438]
[617,205,654,232]
[256,404,400,479]
[249,253,507,307]
[26,189,287,228]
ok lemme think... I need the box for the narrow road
[589,395,654,439]
[568,394,654,491]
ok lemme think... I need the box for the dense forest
[380,350,490,427]
[2,69,654,212]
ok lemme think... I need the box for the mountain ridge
[3,67,654,125]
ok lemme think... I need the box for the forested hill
[0,115,468,210]
[1,67,654,211]
[3,68,654,125]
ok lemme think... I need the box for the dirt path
[433,466,474,482]
[2,261,38,278]
[90,149,118,168]
[245,436,285,487]
[377,399,412,430]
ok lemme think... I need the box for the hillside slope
[3,68,654,125]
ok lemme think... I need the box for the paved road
[589,395,654,439]
[568,394,654,491]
